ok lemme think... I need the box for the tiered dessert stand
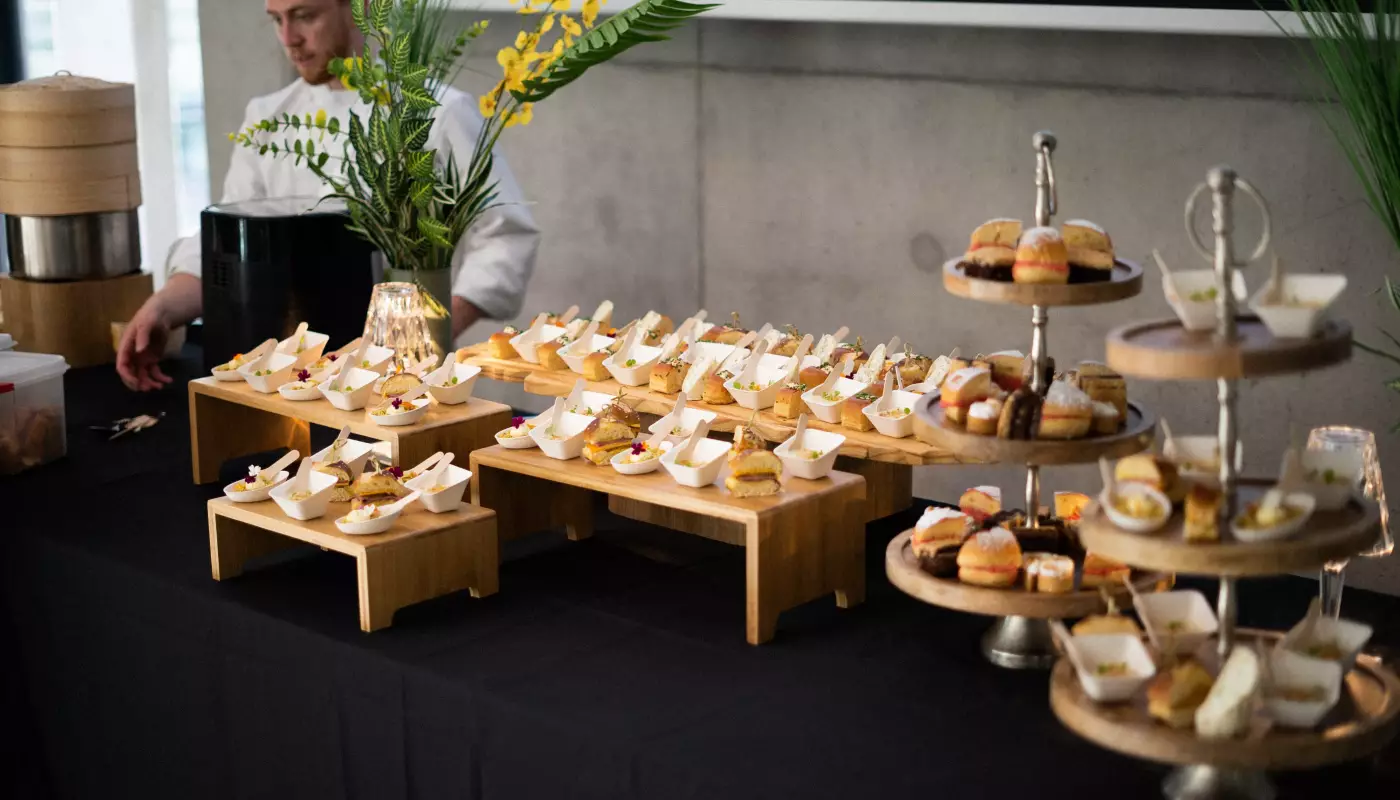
[901,131,1159,669]
[1059,166,1398,799]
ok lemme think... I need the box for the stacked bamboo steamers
[0,73,152,367]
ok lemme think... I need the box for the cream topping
[1019,226,1063,246]
[1045,381,1093,409]
[1092,401,1120,418]
[1063,219,1106,234]
[970,485,1002,502]
[916,506,968,532]
[943,366,989,391]
[973,527,1018,551]
[968,401,1000,420]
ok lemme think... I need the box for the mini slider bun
[842,392,878,431]
[582,416,635,466]
[774,382,807,419]
[537,338,568,371]
[700,313,748,345]
[962,218,1022,281]
[314,460,354,503]
[798,364,830,388]
[350,470,409,510]
[725,428,782,497]
[1060,219,1115,283]
[598,397,642,435]
[895,353,932,386]
[582,350,611,382]
[1012,226,1070,285]
[650,357,688,394]
[957,527,1023,587]
[488,329,517,359]
[703,371,737,405]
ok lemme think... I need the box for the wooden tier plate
[1050,633,1400,771]
[885,530,1167,619]
[911,392,1155,466]
[1105,317,1352,381]
[1078,479,1381,577]
[942,257,1143,307]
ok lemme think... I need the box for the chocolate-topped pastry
[1011,520,1070,557]
[996,387,1043,440]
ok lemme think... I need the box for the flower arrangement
[229,0,714,326]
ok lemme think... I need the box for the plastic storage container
[0,351,69,474]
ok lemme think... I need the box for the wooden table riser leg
[835,457,912,522]
[395,407,512,469]
[208,513,302,580]
[356,518,499,633]
[471,461,595,543]
[190,393,309,485]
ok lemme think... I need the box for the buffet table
[4,351,1400,799]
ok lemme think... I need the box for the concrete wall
[198,7,1400,593]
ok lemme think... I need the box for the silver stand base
[1163,766,1275,800]
[980,615,1057,669]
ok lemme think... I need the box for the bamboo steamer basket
[0,73,137,148]
[0,141,139,183]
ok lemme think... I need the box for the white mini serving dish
[1230,491,1316,543]
[1248,274,1347,339]
[351,345,396,375]
[603,344,663,386]
[560,335,615,373]
[278,378,327,401]
[1265,649,1344,729]
[690,341,740,366]
[774,428,845,480]
[1164,270,1250,332]
[801,378,870,424]
[237,352,298,393]
[211,360,251,381]
[1099,483,1172,533]
[529,411,594,460]
[277,330,330,369]
[495,417,541,449]
[567,391,617,417]
[367,397,431,427]
[335,498,417,535]
[317,367,381,411]
[1066,633,1158,703]
[648,407,718,445]
[610,441,672,475]
[426,362,482,405]
[405,464,472,513]
[510,324,566,363]
[1299,449,1363,511]
[660,438,730,488]
[863,389,920,439]
[1134,589,1220,656]
[1163,435,1244,488]
[308,438,377,478]
[270,470,340,521]
[728,366,788,411]
[223,470,290,503]
[1282,614,1374,672]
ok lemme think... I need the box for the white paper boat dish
[864,390,920,439]
[367,397,430,427]
[728,366,788,411]
[277,330,330,369]
[308,438,377,478]
[660,438,730,488]
[801,378,870,424]
[318,367,381,411]
[1230,491,1315,543]
[1265,649,1344,729]
[237,352,298,393]
[1281,614,1373,672]
[774,429,844,480]
[351,345,396,375]
[1134,589,1220,656]
[277,377,326,401]
[1099,484,1171,533]
[560,335,615,373]
[648,407,719,445]
[610,442,672,475]
[567,391,618,417]
[604,344,663,386]
[529,411,594,460]
[1067,634,1157,703]
[510,324,566,363]
[406,464,472,513]
[223,470,290,503]
[335,494,419,535]
[690,341,740,366]
[1163,435,1243,487]
[495,417,542,449]
[1299,449,1363,511]
[1248,274,1347,339]
[426,362,482,405]
[1163,269,1250,332]
[270,470,340,521]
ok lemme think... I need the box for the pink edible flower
[631,442,646,455]
[296,369,311,381]
[512,416,525,428]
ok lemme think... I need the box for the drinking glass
[1308,426,1393,618]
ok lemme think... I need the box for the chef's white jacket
[167,79,539,321]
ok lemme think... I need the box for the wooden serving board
[884,529,1167,619]
[1105,317,1352,381]
[208,497,499,633]
[942,257,1143,307]
[1050,634,1400,771]
[1077,479,1381,577]
[188,377,512,485]
[911,392,1156,466]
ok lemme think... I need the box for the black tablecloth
[4,353,1400,799]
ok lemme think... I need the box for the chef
[116,0,539,391]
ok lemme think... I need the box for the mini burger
[350,469,409,510]
[700,312,749,345]
[582,416,635,465]
[956,527,1023,588]
[314,460,354,503]
[725,447,783,497]
[598,395,642,436]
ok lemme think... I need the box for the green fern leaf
[351,0,366,31]
[401,86,439,112]
[407,150,436,180]
[390,33,412,75]
[404,120,432,151]
[371,0,392,31]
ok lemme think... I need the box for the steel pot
[4,210,141,281]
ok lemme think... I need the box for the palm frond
[513,0,718,104]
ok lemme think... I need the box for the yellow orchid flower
[497,46,519,68]
[517,4,541,13]
[582,0,601,28]
[550,0,571,10]
[560,14,582,37]
[540,13,556,33]
[504,102,534,128]
[514,30,530,49]
[479,90,498,118]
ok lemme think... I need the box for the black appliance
[201,197,377,371]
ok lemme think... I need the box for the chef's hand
[451,296,485,340]
[116,274,202,391]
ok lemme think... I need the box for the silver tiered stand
[1060,166,1397,800]
[905,131,1157,669]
